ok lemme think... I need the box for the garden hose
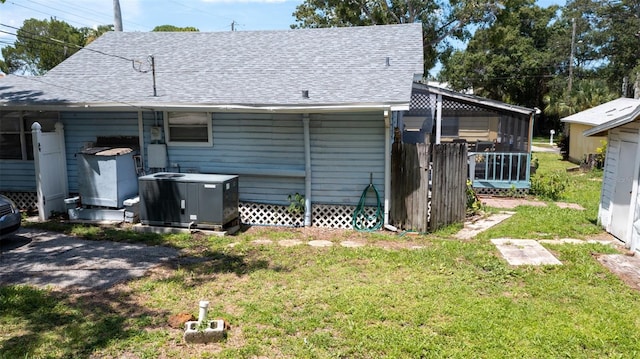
[352,182,383,232]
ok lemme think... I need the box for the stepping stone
[555,202,585,210]
[454,212,515,239]
[251,239,273,245]
[340,241,365,248]
[596,254,640,291]
[491,238,562,266]
[539,238,614,245]
[480,197,546,209]
[278,239,303,247]
[308,240,333,247]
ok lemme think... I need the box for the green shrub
[530,170,569,200]
[594,140,607,169]
[466,180,482,214]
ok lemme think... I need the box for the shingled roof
[0,24,424,110]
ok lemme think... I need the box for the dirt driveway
[0,228,178,291]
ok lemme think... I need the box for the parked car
[0,194,21,238]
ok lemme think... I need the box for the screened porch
[400,83,536,191]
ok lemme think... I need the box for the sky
[0,0,304,37]
[0,0,563,75]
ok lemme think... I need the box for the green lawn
[2,154,639,358]
[478,152,603,240]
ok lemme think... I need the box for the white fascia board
[583,107,640,137]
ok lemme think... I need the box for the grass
[479,152,604,240]
[2,154,639,358]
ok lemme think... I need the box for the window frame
[164,111,213,147]
[441,116,460,138]
[0,111,58,161]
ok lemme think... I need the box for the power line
[5,1,94,29]
[23,0,114,29]
[0,23,133,63]
[166,0,234,24]
[58,0,148,31]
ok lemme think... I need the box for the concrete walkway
[531,144,560,154]
[0,228,178,291]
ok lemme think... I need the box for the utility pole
[113,0,123,31]
[568,18,576,95]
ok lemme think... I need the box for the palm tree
[544,79,617,118]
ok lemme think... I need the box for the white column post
[435,94,442,144]
[303,114,312,226]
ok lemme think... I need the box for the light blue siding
[157,112,306,205]
[61,111,140,193]
[310,112,385,206]
[2,109,387,209]
[0,160,35,191]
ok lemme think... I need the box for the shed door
[610,140,636,241]
[32,122,68,220]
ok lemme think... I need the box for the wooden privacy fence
[390,142,467,232]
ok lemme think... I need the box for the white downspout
[303,114,312,226]
[384,110,392,228]
[435,94,442,144]
[138,110,145,168]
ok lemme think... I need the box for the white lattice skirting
[475,187,529,197]
[240,202,379,229]
[1,192,37,212]
[1,193,377,229]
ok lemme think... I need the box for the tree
[594,0,640,97]
[544,78,617,118]
[0,18,86,75]
[83,25,114,45]
[152,25,199,32]
[439,0,561,109]
[291,0,502,74]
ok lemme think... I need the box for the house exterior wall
[61,111,141,193]
[171,112,306,205]
[149,110,385,206]
[0,161,35,191]
[569,123,607,163]
[0,111,140,193]
[309,112,385,206]
[598,121,640,236]
[1,110,385,209]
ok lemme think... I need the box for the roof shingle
[1,24,424,109]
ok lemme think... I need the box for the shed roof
[0,24,424,111]
[560,97,640,136]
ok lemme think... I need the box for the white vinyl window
[164,112,212,146]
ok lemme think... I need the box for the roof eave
[1,101,410,113]
[583,107,640,137]
[412,82,535,115]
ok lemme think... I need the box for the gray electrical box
[77,147,138,208]
[138,173,239,230]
